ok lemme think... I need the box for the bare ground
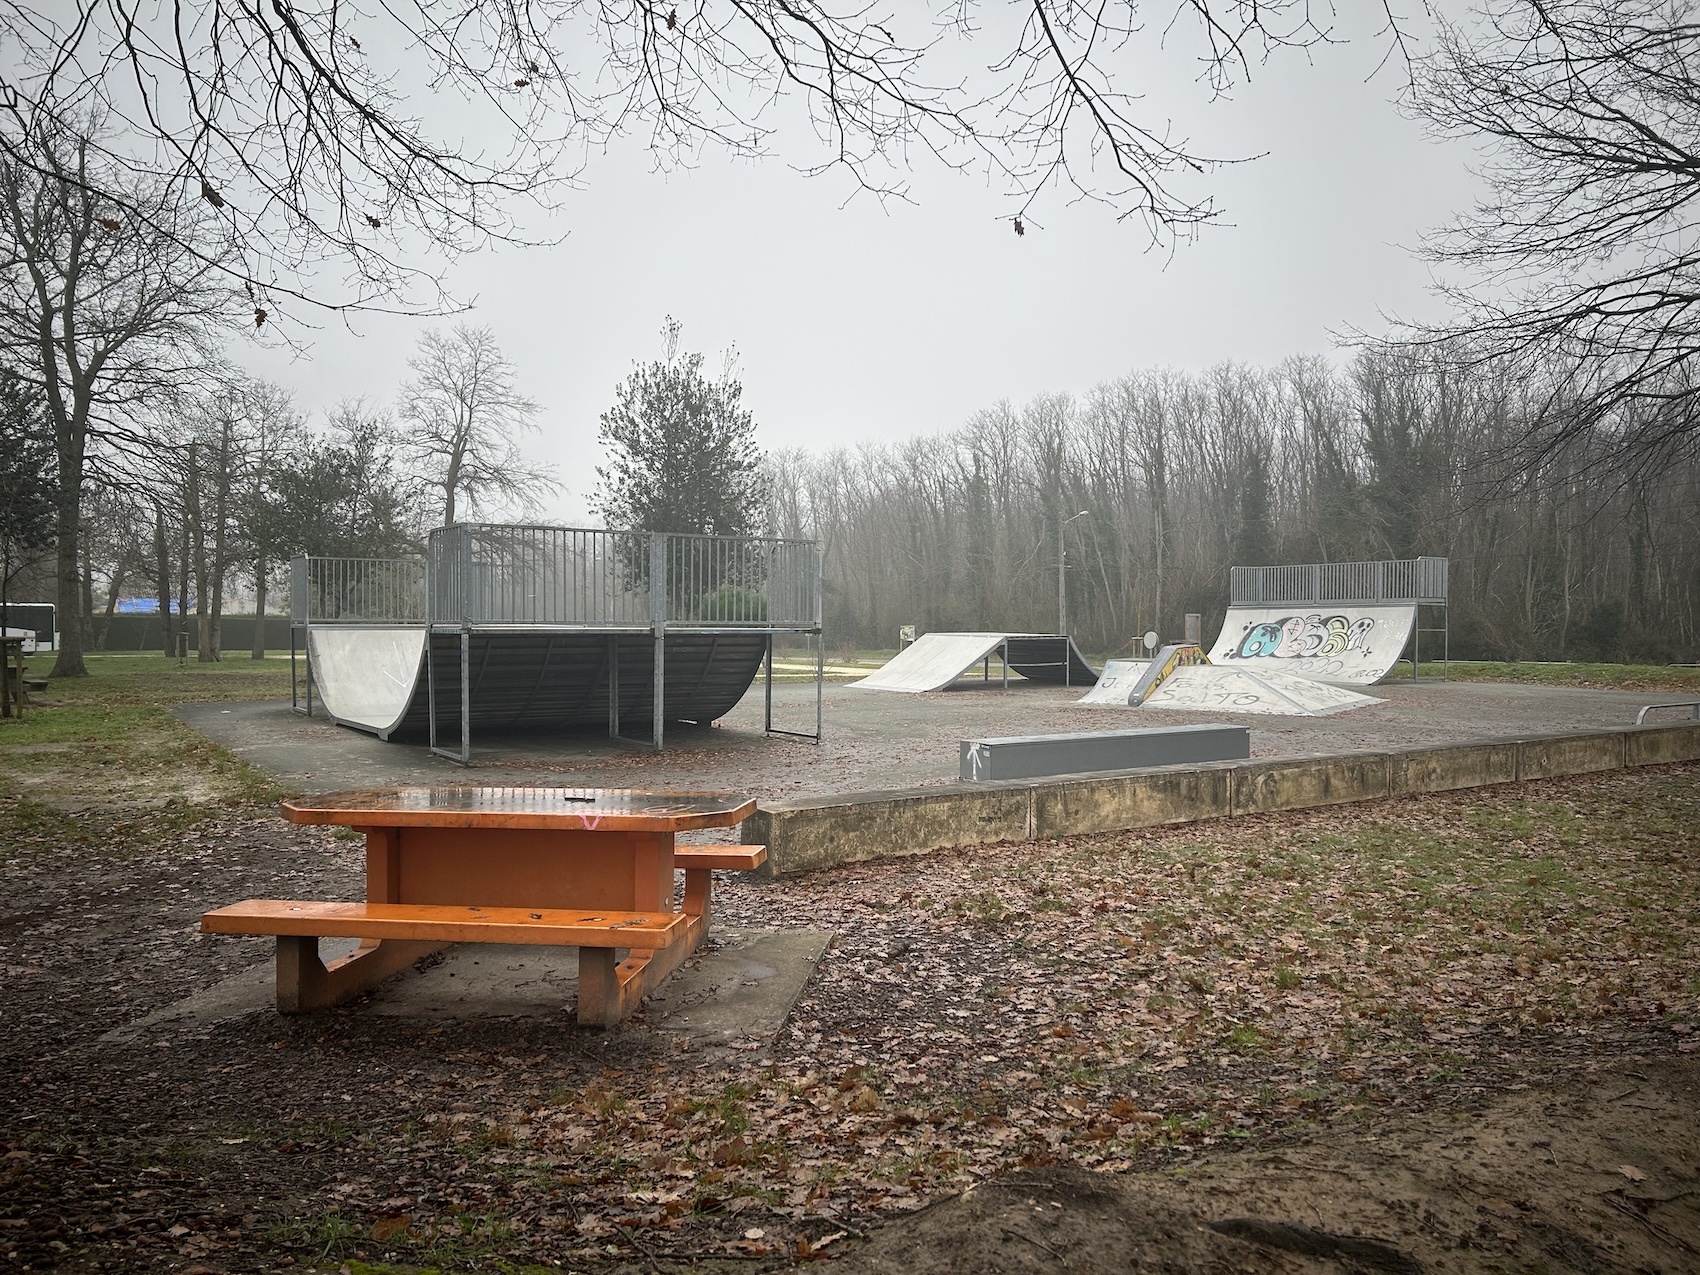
[0,763,1696,1274]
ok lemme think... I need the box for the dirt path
[842,1053,1700,1273]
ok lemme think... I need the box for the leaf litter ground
[0,754,1696,1274]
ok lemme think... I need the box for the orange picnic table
[202,786,764,1026]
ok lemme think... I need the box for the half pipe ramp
[306,627,770,740]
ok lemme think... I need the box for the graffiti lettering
[1231,614,1374,661]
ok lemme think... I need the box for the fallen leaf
[1617,1164,1647,1182]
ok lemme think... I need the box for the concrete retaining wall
[742,723,1700,878]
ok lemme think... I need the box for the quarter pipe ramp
[851,632,1097,693]
[1207,604,1417,685]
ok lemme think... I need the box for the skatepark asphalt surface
[176,675,1665,814]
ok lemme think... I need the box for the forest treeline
[765,351,1700,663]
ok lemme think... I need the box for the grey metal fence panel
[1230,556,1448,605]
[428,525,651,626]
[424,524,822,628]
[289,556,427,624]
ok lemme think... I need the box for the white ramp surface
[1208,604,1416,685]
[851,633,1019,693]
[1144,665,1383,716]
[307,626,428,737]
[1078,659,1150,705]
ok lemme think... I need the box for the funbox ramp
[1078,658,1150,705]
[1141,665,1383,717]
[851,632,1097,693]
[1207,603,1417,686]
[307,626,768,739]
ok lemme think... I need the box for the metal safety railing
[288,555,427,624]
[1231,556,1449,606]
[1636,701,1700,725]
[424,524,821,629]
[427,525,651,627]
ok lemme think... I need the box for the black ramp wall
[390,631,770,737]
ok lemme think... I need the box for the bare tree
[233,381,304,659]
[399,324,554,525]
[0,122,235,676]
[0,1,1414,316]
[1387,0,1700,474]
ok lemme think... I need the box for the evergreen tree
[0,368,58,641]
[593,319,769,535]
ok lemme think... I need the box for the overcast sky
[243,7,1482,525]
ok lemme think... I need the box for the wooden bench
[202,842,769,1022]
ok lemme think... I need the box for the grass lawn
[0,652,295,844]
[1398,659,1700,691]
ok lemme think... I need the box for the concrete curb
[741,722,1700,878]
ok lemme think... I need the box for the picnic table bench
[202,786,765,1026]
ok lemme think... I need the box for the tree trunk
[177,511,191,659]
[96,567,125,650]
[49,446,86,677]
[80,539,95,652]
[155,506,174,656]
[252,563,268,659]
[188,440,216,662]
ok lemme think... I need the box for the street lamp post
[1058,509,1089,636]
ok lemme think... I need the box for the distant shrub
[699,585,767,622]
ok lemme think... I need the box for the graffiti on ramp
[1207,604,1416,685]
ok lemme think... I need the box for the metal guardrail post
[459,628,471,763]
[650,532,667,749]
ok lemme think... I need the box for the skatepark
[184,663,1672,805]
[192,537,1674,804]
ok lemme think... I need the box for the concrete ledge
[742,782,1035,877]
[1517,730,1625,780]
[1387,740,1520,795]
[743,723,1699,879]
[1031,763,1235,839]
[1624,722,1700,767]
[1231,753,1389,815]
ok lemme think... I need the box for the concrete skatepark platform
[179,675,1673,805]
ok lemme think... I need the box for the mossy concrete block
[1516,731,1625,780]
[745,783,1034,878]
[1386,741,1520,795]
[1030,763,1234,839]
[1231,753,1390,815]
[1623,722,1700,767]
[742,725,1670,881]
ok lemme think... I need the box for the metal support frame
[427,627,474,765]
[762,629,825,743]
[1407,601,1450,683]
[289,623,315,718]
[650,532,667,751]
